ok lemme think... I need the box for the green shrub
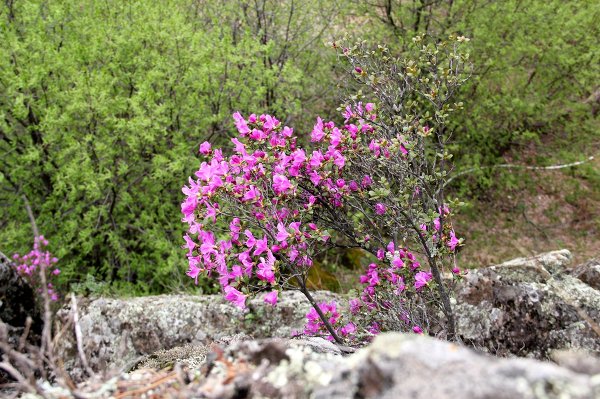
[0,0,339,293]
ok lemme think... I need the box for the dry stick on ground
[442,155,596,189]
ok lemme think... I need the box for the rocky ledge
[24,333,600,399]
[454,249,600,357]
[56,249,600,380]
[6,249,600,398]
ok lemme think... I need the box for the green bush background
[1,0,598,294]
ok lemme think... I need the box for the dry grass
[455,157,600,269]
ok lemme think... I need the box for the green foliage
[0,0,339,293]
[2,0,597,294]
[348,0,600,194]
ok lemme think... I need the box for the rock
[312,333,600,399]
[55,249,600,383]
[16,333,600,399]
[56,290,341,380]
[0,252,42,384]
[571,258,600,290]
[145,333,599,398]
[0,252,41,334]
[454,250,600,358]
[550,349,600,375]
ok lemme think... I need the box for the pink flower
[332,151,345,168]
[233,112,250,135]
[309,150,324,169]
[349,298,361,314]
[391,257,404,268]
[257,259,275,284]
[412,325,424,334]
[290,149,306,167]
[375,203,386,215]
[343,105,354,121]
[308,170,322,186]
[230,218,241,242]
[311,117,325,142]
[182,234,196,255]
[264,290,279,306]
[181,195,198,219]
[244,230,256,248]
[354,67,363,74]
[199,141,211,155]
[253,236,268,256]
[273,174,291,195]
[362,175,373,188]
[275,223,289,242]
[231,137,247,155]
[386,241,395,253]
[263,114,279,131]
[340,322,356,336]
[448,230,460,251]
[330,127,342,147]
[186,258,202,284]
[368,322,380,335]
[365,103,375,112]
[414,271,432,290]
[224,286,247,309]
[289,221,301,234]
[242,185,259,202]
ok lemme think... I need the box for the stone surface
[0,252,41,332]
[454,250,600,358]
[55,249,600,383]
[0,252,42,384]
[56,290,341,380]
[16,333,600,399]
[571,258,600,290]
[550,349,600,376]
[142,333,600,399]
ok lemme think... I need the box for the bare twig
[71,293,94,377]
[17,317,32,352]
[0,361,41,397]
[443,155,596,188]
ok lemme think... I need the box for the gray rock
[312,333,600,399]
[17,333,600,399]
[0,252,41,333]
[455,250,600,358]
[571,259,600,290]
[167,333,600,399]
[0,252,42,385]
[550,349,600,375]
[56,290,341,380]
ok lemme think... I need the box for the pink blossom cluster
[301,301,356,341]
[12,236,60,301]
[419,206,462,253]
[181,103,463,341]
[344,242,432,335]
[181,105,381,310]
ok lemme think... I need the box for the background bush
[1,0,597,294]
[350,0,600,193]
[0,0,340,294]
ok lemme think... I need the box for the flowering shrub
[12,236,61,301]
[182,35,470,343]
